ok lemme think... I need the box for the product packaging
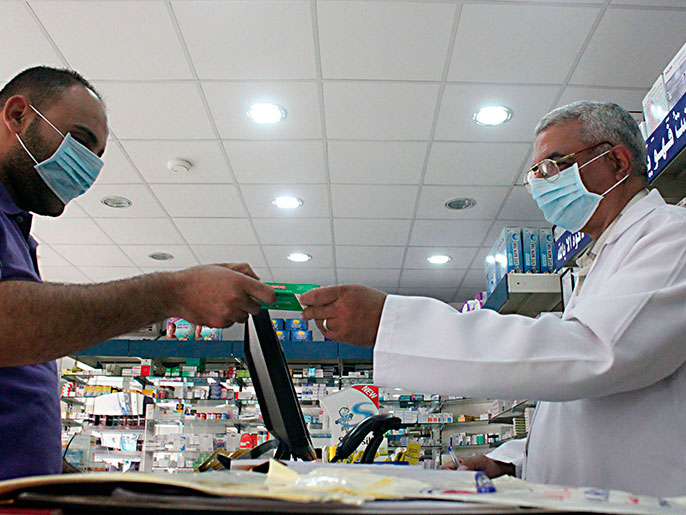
[493,226,523,283]
[285,318,308,331]
[521,227,540,273]
[261,282,320,311]
[538,227,554,273]
[275,330,291,342]
[271,318,285,331]
[291,330,313,341]
[664,40,686,109]
[166,318,221,341]
[484,251,497,296]
[643,75,670,135]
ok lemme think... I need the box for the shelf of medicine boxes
[489,400,536,424]
[645,89,686,203]
[70,339,373,367]
[482,272,562,317]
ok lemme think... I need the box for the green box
[261,282,320,311]
[185,358,206,372]
[236,369,250,378]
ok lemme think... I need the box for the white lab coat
[374,190,686,497]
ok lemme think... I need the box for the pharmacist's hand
[174,264,276,327]
[300,285,386,347]
[442,455,515,479]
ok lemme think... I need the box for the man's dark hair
[0,66,103,111]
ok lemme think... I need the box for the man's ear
[609,144,633,179]
[2,95,31,135]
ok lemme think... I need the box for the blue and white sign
[646,91,686,182]
[554,229,592,270]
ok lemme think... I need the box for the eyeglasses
[522,141,614,188]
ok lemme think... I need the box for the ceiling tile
[120,244,198,268]
[94,218,184,245]
[483,219,551,249]
[253,218,331,245]
[51,244,135,267]
[0,3,64,81]
[241,185,329,218]
[331,185,418,218]
[263,245,333,269]
[328,141,426,185]
[94,82,214,139]
[270,267,336,286]
[78,184,167,218]
[60,202,89,218]
[400,269,466,288]
[449,4,598,84]
[425,142,530,186]
[36,245,70,268]
[335,246,405,269]
[226,141,326,184]
[472,247,493,270]
[404,247,478,269]
[192,245,266,268]
[497,187,548,221]
[571,8,686,88]
[397,287,457,303]
[436,84,559,141]
[39,266,92,284]
[556,86,648,112]
[203,81,322,139]
[410,220,492,247]
[98,141,143,184]
[32,1,192,80]
[336,268,400,288]
[173,0,315,79]
[31,217,111,245]
[612,0,686,5]
[334,219,411,246]
[80,266,142,283]
[318,0,455,80]
[416,186,510,220]
[174,218,257,245]
[462,269,488,290]
[122,141,232,184]
[455,286,483,303]
[324,82,440,140]
[150,184,247,218]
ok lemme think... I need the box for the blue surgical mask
[530,150,629,233]
[15,104,103,205]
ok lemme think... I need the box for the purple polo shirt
[0,183,61,480]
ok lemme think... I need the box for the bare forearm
[0,273,181,366]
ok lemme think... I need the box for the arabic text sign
[554,230,592,270]
[646,91,686,182]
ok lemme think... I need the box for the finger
[299,285,343,307]
[301,305,339,321]
[441,461,457,470]
[236,295,262,317]
[217,262,260,280]
[242,277,277,306]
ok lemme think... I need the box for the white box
[664,40,686,109]
[643,75,670,135]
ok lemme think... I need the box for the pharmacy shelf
[483,272,562,317]
[490,434,528,448]
[60,397,85,406]
[489,400,535,424]
[72,339,373,364]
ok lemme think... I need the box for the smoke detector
[167,159,191,174]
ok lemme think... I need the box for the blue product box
[493,227,523,283]
[521,227,540,273]
[538,227,554,273]
[285,318,308,331]
[271,318,285,331]
[292,330,313,341]
[484,249,497,296]
[275,330,291,342]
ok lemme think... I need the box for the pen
[448,445,459,469]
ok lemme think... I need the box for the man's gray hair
[535,101,647,177]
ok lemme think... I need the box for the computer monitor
[243,309,316,461]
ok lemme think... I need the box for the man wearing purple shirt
[0,67,276,480]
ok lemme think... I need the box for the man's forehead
[533,120,583,160]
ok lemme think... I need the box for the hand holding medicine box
[260,282,320,311]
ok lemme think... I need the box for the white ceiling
[4,0,685,304]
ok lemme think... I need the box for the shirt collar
[576,188,651,272]
[0,180,25,216]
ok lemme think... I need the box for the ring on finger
[323,318,330,332]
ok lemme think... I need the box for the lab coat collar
[602,188,663,247]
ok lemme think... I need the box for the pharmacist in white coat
[301,101,686,498]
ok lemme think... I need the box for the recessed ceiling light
[247,103,287,124]
[287,252,312,263]
[272,196,303,209]
[473,105,512,126]
[427,255,452,265]
[149,252,174,261]
[445,197,476,210]
[101,196,132,209]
